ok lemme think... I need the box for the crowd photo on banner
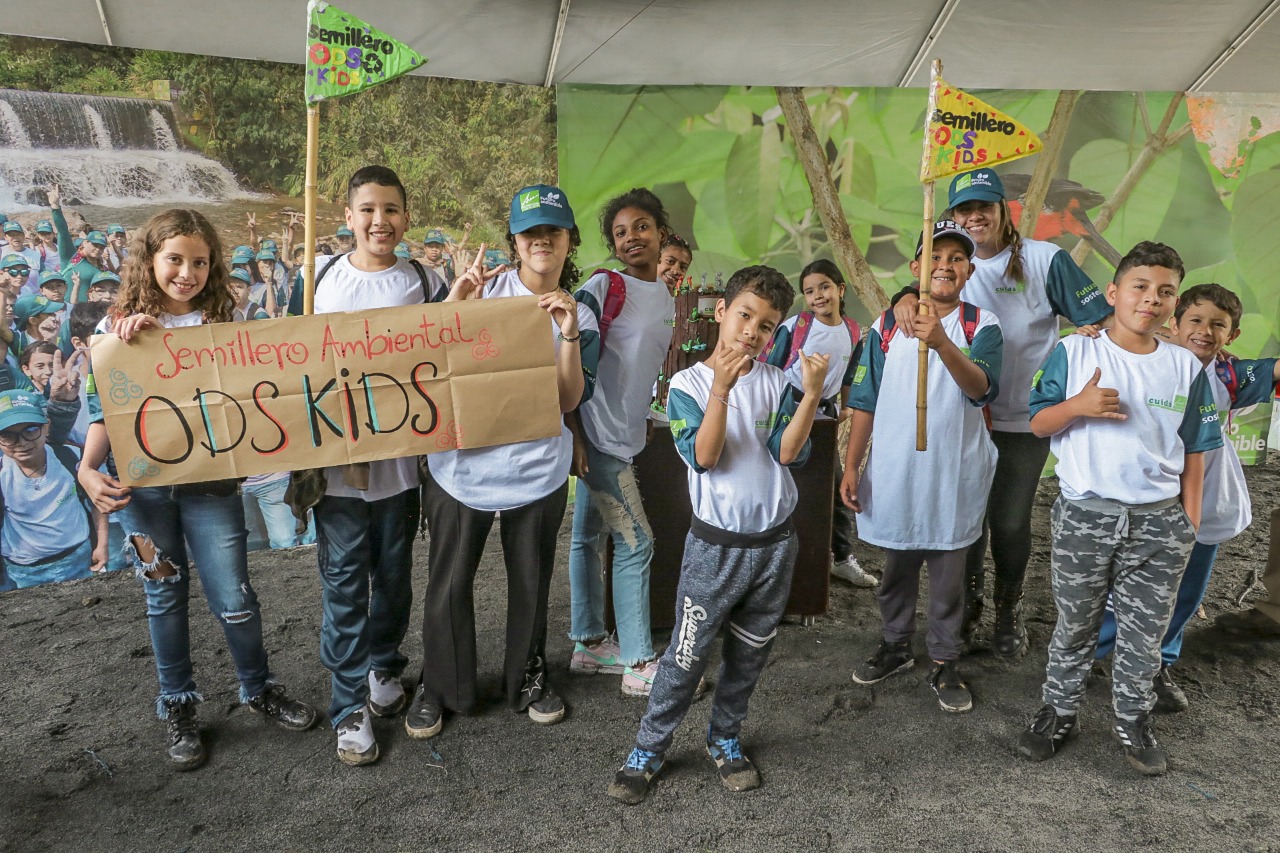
[3,18,1280,808]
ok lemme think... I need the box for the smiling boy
[1017,242,1222,776]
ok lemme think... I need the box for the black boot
[992,597,1028,658]
[163,700,206,771]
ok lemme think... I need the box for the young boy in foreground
[607,265,826,804]
[1017,242,1222,776]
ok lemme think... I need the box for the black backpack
[286,254,444,316]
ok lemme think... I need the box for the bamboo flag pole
[302,105,319,316]
[915,59,943,451]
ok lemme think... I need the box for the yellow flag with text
[921,80,1042,182]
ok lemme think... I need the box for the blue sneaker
[607,747,664,804]
[706,734,761,791]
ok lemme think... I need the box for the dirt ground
[2,457,1279,853]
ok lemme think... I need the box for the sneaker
[570,636,624,674]
[367,670,407,717]
[528,687,566,725]
[335,706,379,766]
[706,735,761,792]
[163,700,205,772]
[621,659,660,697]
[1152,665,1189,714]
[1112,713,1167,775]
[1017,704,1078,761]
[607,747,664,805]
[992,600,1028,658]
[404,683,443,739]
[247,684,318,731]
[927,661,973,713]
[851,640,914,685]
[1216,607,1280,639]
[831,555,878,588]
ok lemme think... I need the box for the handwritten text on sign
[92,296,560,486]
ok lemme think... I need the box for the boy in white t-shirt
[608,265,825,805]
[1093,283,1279,710]
[842,221,1003,714]
[1017,242,1222,776]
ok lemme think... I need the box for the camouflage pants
[1041,496,1195,720]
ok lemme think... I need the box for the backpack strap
[593,269,627,344]
[49,443,96,546]
[960,302,981,346]
[784,312,816,369]
[289,253,437,314]
[1214,358,1239,406]
[878,309,898,354]
[842,316,862,352]
[408,258,444,303]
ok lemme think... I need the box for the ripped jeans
[115,486,271,716]
[568,442,656,666]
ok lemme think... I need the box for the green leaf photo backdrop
[558,85,1280,463]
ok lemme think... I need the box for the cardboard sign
[921,79,1043,182]
[92,297,562,487]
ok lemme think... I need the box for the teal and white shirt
[1197,357,1277,545]
[965,239,1107,432]
[667,360,809,533]
[848,304,1003,551]
[1029,331,1222,505]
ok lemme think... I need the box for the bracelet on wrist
[557,330,581,342]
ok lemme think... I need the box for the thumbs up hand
[1073,367,1126,420]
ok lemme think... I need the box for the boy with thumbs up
[1016,242,1222,777]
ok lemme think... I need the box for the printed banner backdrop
[558,85,1280,463]
[92,297,560,486]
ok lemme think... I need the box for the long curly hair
[113,209,233,323]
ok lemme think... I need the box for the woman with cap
[48,186,105,302]
[405,184,600,739]
[34,219,60,275]
[891,167,1111,658]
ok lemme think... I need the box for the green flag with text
[305,0,426,103]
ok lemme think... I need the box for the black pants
[418,474,569,713]
[964,430,1051,625]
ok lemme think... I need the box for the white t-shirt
[575,270,673,462]
[963,239,1107,432]
[1,445,89,563]
[1029,332,1223,504]
[313,254,425,502]
[666,360,808,533]
[427,269,599,512]
[848,305,1003,550]
[763,313,860,403]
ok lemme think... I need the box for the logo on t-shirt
[754,413,779,430]
[994,282,1025,294]
[1147,394,1187,413]
[853,365,868,385]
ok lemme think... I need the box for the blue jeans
[314,488,419,727]
[567,442,655,666]
[1096,541,1218,667]
[243,476,316,549]
[116,486,272,717]
[3,541,93,588]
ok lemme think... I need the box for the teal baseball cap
[107,223,126,235]
[3,221,23,234]
[948,168,1006,207]
[483,249,510,268]
[231,245,255,265]
[85,230,108,246]
[259,238,278,251]
[14,294,64,327]
[38,270,67,287]
[336,226,354,238]
[1,253,29,271]
[34,220,53,234]
[0,390,47,432]
[424,229,448,245]
[394,242,411,259]
[255,249,276,262]
[229,268,253,284]
[90,270,120,287]
[509,185,575,234]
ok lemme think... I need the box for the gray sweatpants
[878,548,967,661]
[635,520,798,754]
[1041,496,1195,720]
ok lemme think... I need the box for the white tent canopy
[5,0,1280,92]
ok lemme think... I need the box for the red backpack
[782,312,861,369]
[878,301,981,352]
[592,269,627,345]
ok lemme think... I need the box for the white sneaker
[336,705,379,766]
[832,555,878,588]
[367,670,407,717]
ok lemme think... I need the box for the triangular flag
[921,78,1042,182]
[305,0,427,103]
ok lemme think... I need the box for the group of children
[1,162,1275,798]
